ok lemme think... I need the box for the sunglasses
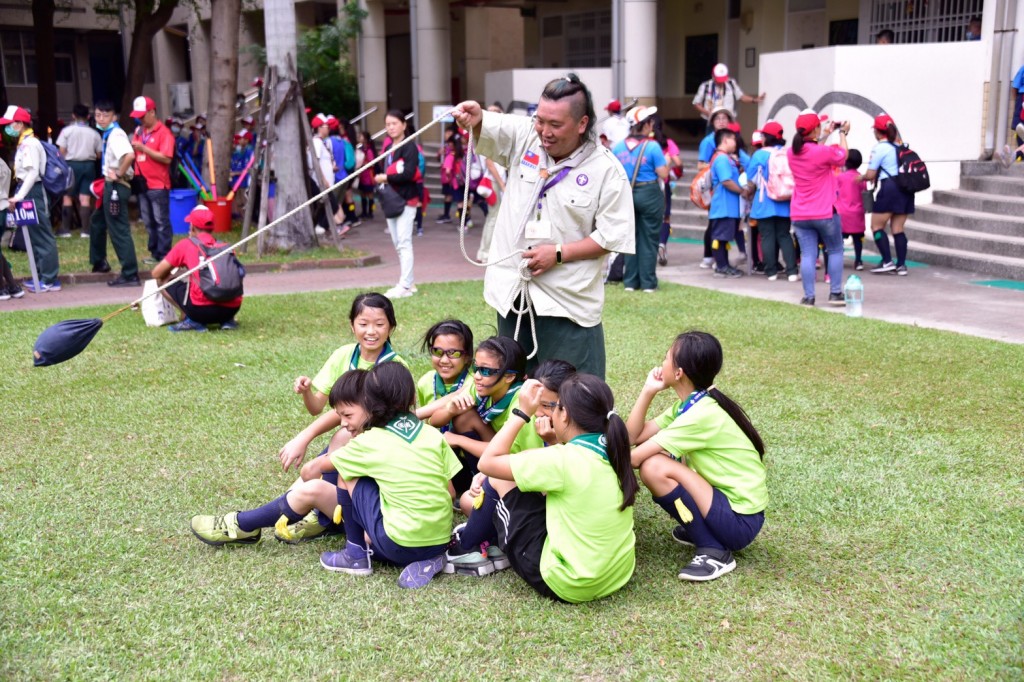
[475,366,517,378]
[430,347,466,359]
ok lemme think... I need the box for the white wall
[485,68,612,117]
[759,42,987,202]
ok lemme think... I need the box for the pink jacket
[787,142,847,221]
[836,169,867,234]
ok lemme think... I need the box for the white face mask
[171,126,181,135]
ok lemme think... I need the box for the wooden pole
[239,64,271,254]
[255,66,278,257]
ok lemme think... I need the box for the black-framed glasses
[539,400,562,411]
[475,366,517,378]
[430,347,466,359]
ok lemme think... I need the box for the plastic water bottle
[109,187,121,217]
[844,274,863,318]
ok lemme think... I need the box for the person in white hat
[130,95,176,266]
[2,104,62,292]
[612,106,669,292]
[692,63,765,134]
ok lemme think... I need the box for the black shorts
[710,217,739,243]
[165,280,240,325]
[492,487,565,602]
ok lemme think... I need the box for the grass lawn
[4,217,365,275]
[1,281,1022,680]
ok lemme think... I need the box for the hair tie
[606,409,616,420]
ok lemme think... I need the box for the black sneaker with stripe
[677,547,736,582]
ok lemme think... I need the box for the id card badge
[524,219,552,240]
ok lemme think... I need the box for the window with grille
[564,10,611,68]
[868,0,984,43]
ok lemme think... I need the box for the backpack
[40,141,75,199]
[765,147,794,201]
[689,152,723,210]
[189,237,245,302]
[887,142,930,193]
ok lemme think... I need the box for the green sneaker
[189,512,260,546]
[274,510,338,544]
[444,545,495,576]
[484,543,510,571]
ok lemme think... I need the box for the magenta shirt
[787,142,847,221]
[835,169,867,234]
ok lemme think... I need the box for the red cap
[130,96,156,118]
[251,77,264,87]
[726,122,742,133]
[233,129,252,142]
[311,114,328,128]
[751,131,764,147]
[605,99,622,113]
[326,115,340,131]
[164,117,175,126]
[795,111,827,134]
[241,115,254,126]
[760,119,783,137]
[0,105,31,125]
[185,205,216,230]
[712,63,729,83]
[873,113,894,131]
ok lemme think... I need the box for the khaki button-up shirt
[476,111,635,328]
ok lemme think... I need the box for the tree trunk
[31,0,56,139]
[263,0,315,251]
[120,0,179,122]
[207,0,240,198]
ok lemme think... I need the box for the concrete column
[415,0,452,124]
[464,8,489,101]
[357,0,388,132]
[622,0,657,107]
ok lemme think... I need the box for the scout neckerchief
[100,122,124,167]
[570,433,609,463]
[385,412,422,443]
[476,381,523,425]
[434,367,469,401]
[533,167,572,221]
[676,389,709,417]
[348,339,396,371]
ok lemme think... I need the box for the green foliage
[1,282,1022,679]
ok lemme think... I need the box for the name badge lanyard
[533,167,572,221]
[676,389,709,417]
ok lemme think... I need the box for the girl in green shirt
[627,330,767,582]
[477,374,638,603]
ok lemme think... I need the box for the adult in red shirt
[151,205,242,332]
[130,96,176,264]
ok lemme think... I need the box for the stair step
[960,175,1024,194]
[904,220,1024,259]
[906,241,1024,280]
[932,189,1024,214]
[912,203,1024,237]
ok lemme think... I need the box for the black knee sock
[61,206,72,233]
[338,489,366,549]
[873,230,892,263]
[853,234,864,262]
[459,479,500,549]
[0,253,15,288]
[236,493,304,532]
[77,206,91,234]
[893,232,908,266]
[713,243,730,270]
[651,485,725,551]
[735,229,746,254]
[442,201,451,219]
[703,223,713,258]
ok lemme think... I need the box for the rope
[455,129,539,359]
[118,108,456,318]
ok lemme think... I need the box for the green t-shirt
[467,382,545,453]
[509,438,636,603]
[311,341,408,396]
[416,369,470,408]
[652,396,767,514]
[329,413,462,547]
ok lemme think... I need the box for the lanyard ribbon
[676,389,709,417]
[534,167,572,219]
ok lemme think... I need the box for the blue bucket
[169,189,198,234]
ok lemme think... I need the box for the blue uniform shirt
[709,153,740,219]
[745,147,790,219]
[868,142,899,179]
[230,146,254,188]
[613,138,667,184]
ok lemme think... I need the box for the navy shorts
[873,178,915,215]
[710,217,739,244]
[350,478,448,566]
[492,487,566,602]
[663,486,764,552]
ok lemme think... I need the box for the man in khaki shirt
[454,74,635,379]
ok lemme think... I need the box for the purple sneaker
[320,542,372,576]
[398,554,445,589]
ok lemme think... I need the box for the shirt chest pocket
[560,193,596,230]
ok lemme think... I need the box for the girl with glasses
[626,331,767,582]
[415,319,474,420]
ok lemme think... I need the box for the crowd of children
[190,291,768,601]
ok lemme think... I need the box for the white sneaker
[787,274,799,282]
[767,274,778,282]
[314,226,327,236]
[384,285,414,299]
[699,257,714,269]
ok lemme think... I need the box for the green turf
[2,281,1022,680]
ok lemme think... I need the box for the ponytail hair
[558,374,638,510]
[792,129,807,155]
[670,331,765,458]
[883,122,898,144]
